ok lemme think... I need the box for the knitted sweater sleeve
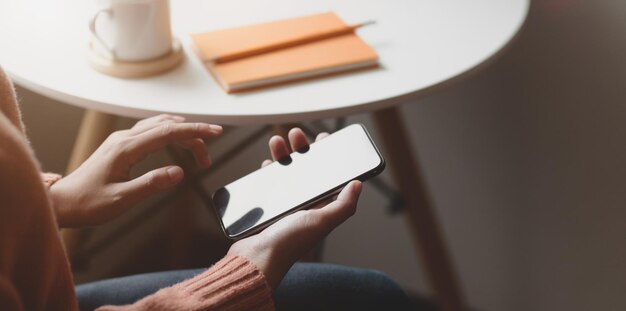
[97,256,274,311]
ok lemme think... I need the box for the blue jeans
[76,262,414,311]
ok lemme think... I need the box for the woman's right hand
[226,128,362,289]
[50,114,222,228]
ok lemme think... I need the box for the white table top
[0,0,528,125]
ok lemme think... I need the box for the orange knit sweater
[0,66,274,311]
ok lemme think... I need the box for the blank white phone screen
[213,124,383,238]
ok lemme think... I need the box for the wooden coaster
[87,38,184,78]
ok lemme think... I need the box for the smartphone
[211,124,385,240]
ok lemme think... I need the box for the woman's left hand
[227,128,362,289]
[50,114,222,228]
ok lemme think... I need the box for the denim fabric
[76,262,413,311]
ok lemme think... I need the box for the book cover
[191,12,378,93]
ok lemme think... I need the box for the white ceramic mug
[90,0,173,62]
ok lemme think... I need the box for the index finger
[128,122,222,160]
[269,135,290,161]
[128,114,185,136]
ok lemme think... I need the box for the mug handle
[89,9,116,59]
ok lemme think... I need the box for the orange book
[190,12,379,93]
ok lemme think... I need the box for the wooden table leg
[372,107,466,311]
[65,110,116,173]
[62,110,116,270]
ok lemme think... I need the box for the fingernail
[167,166,183,182]
[352,181,362,195]
[209,124,223,133]
[173,115,185,122]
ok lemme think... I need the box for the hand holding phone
[211,124,385,240]
[225,127,365,289]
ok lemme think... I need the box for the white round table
[0,0,529,309]
[0,0,527,125]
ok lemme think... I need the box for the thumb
[120,165,184,205]
[313,180,362,231]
